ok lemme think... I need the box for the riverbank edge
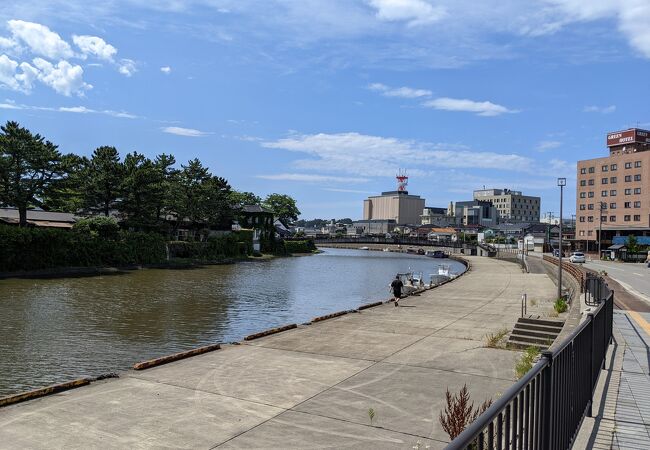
[0,255,470,407]
[0,250,323,280]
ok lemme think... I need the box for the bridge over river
[0,257,557,449]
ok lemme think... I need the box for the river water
[0,248,465,397]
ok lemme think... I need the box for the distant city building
[352,219,396,236]
[576,127,650,250]
[420,206,455,226]
[473,188,541,223]
[363,173,426,225]
[449,200,499,227]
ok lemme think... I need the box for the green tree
[169,159,235,235]
[626,235,639,255]
[41,153,87,213]
[119,152,168,231]
[229,190,261,209]
[82,146,124,216]
[263,193,300,225]
[0,121,68,226]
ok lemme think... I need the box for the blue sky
[1,0,649,220]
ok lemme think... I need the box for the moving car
[569,252,586,263]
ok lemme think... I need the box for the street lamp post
[557,178,566,300]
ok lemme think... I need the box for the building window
[601,178,608,184]
[635,161,642,168]
[589,167,595,173]
[588,179,594,186]
[624,202,631,208]
[625,162,632,169]
[625,188,632,195]
[610,177,617,183]
[580,192,586,198]
[588,230,593,236]
[625,175,632,182]
[634,215,641,221]
[588,204,594,210]
[580,168,586,174]
[602,165,609,172]
[579,216,586,222]
[611,164,617,170]
[601,191,608,197]
[634,188,641,194]
[634,174,641,181]
[579,204,586,210]
[588,216,594,222]
[579,230,585,236]
[610,215,616,222]
[601,216,607,222]
[634,201,641,208]
[624,215,631,222]
[580,180,586,186]
[588,192,594,198]
[610,203,617,209]
[610,190,617,196]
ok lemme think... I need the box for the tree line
[0,121,299,234]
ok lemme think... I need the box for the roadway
[584,260,650,307]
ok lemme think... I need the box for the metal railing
[446,277,613,450]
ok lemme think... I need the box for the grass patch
[554,298,568,314]
[515,346,540,379]
[484,327,509,348]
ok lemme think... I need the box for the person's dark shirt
[391,279,403,294]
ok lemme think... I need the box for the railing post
[587,312,595,417]
[540,351,554,450]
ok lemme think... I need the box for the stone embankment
[0,257,556,449]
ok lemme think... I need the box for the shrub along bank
[0,223,255,272]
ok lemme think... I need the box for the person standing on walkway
[390,275,403,307]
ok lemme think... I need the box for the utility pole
[558,178,566,300]
[598,201,607,260]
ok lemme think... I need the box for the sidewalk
[0,257,556,449]
[574,311,650,449]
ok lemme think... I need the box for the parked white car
[569,252,586,263]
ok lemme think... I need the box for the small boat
[382,247,391,252]
[438,264,450,277]
[359,246,370,250]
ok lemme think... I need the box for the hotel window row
[580,161,641,174]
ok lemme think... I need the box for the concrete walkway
[575,311,650,449]
[0,257,556,449]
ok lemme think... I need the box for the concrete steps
[507,317,564,350]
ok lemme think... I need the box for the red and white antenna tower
[396,169,408,192]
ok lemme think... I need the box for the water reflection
[0,248,465,396]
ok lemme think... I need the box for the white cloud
[256,173,370,183]
[58,105,137,118]
[368,82,431,98]
[583,105,616,114]
[0,101,21,109]
[0,54,38,92]
[368,0,447,26]
[422,97,516,116]
[536,140,562,152]
[32,57,91,96]
[72,35,117,61]
[162,126,211,137]
[160,66,171,74]
[262,132,533,178]
[118,58,137,77]
[7,20,74,59]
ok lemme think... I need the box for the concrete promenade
[0,257,556,449]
